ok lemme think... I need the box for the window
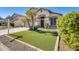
[53,18,57,25]
[50,17,57,25]
[50,18,53,25]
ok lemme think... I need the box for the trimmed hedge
[56,11,79,50]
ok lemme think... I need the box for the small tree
[22,16,31,28]
[25,9,37,30]
[56,11,79,50]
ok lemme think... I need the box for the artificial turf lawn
[9,30,57,51]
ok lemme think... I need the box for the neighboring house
[30,8,62,28]
[11,13,24,27]
[0,17,6,26]
[6,13,27,27]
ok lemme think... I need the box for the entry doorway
[41,20,44,27]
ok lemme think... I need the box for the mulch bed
[59,39,73,51]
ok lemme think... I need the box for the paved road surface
[0,41,10,51]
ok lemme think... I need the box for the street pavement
[0,41,10,51]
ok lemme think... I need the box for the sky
[0,7,79,18]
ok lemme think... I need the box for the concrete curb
[6,35,44,51]
[54,36,60,51]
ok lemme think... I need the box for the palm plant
[22,15,31,28]
[25,9,36,30]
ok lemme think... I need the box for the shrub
[34,26,39,31]
[29,26,39,31]
[56,11,79,50]
[44,23,49,29]
[10,23,14,27]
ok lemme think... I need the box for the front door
[41,20,44,27]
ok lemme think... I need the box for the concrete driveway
[0,27,29,36]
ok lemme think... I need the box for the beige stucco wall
[13,17,25,27]
[50,13,61,17]
[35,9,50,27]
[36,9,50,17]
[35,9,61,28]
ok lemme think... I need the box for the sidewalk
[0,27,29,36]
